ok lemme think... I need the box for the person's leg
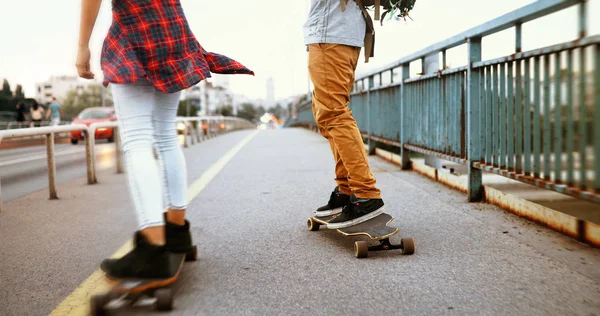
[308,43,384,229]
[312,101,351,217]
[309,43,380,199]
[112,82,166,243]
[152,89,194,253]
[100,80,173,279]
[312,104,351,195]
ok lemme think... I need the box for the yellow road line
[49,131,258,316]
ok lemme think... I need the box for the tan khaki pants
[308,44,381,199]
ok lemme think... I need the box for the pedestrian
[305,0,415,229]
[46,97,61,126]
[76,0,253,279]
[16,102,28,128]
[29,101,44,127]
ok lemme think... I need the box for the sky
[0,0,598,101]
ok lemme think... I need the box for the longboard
[91,246,197,315]
[307,213,415,258]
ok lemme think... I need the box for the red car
[70,107,117,145]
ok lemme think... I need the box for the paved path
[1,129,599,316]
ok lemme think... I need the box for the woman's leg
[152,90,195,254]
[111,81,166,245]
[152,90,187,224]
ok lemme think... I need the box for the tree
[14,85,24,99]
[62,84,112,119]
[216,105,233,117]
[237,103,258,122]
[2,79,12,97]
[177,99,199,117]
[257,106,266,117]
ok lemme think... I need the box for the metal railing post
[367,76,376,155]
[195,119,201,143]
[114,126,124,174]
[84,130,97,184]
[467,37,483,202]
[400,63,411,170]
[182,120,189,148]
[46,133,58,200]
[188,121,196,146]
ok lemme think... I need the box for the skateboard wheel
[185,245,198,262]
[401,237,415,255]
[354,241,368,258]
[91,294,110,316]
[307,218,320,231]
[155,288,173,311]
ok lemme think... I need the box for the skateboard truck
[353,237,415,258]
[369,238,402,251]
[308,214,415,258]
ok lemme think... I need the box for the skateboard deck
[91,246,197,315]
[308,213,415,258]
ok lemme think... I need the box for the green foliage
[236,103,259,122]
[14,85,25,99]
[177,99,199,117]
[216,105,234,117]
[0,94,17,112]
[61,84,113,120]
[2,79,12,97]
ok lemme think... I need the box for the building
[35,76,97,104]
[182,79,232,116]
[266,77,275,109]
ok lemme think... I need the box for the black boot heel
[185,245,198,262]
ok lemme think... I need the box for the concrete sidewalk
[1,128,599,316]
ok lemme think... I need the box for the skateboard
[90,246,198,315]
[307,213,415,258]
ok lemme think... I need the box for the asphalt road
[1,129,599,316]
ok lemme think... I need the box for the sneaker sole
[326,206,386,230]
[314,207,343,218]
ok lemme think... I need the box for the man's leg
[312,100,351,195]
[308,43,384,229]
[311,100,351,217]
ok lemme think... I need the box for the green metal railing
[291,0,599,204]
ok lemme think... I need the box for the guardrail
[0,121,72,131]
[291,0,599,204]
[0,116,255,212]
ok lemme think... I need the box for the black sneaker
[314,187,350,218]
[327,195,385,229]
[164,213,194,254]
[100,231,173,279]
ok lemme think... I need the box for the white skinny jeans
[111,79,187,229]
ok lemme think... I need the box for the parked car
[70,107,117,145]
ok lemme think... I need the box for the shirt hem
[304,36,364,48]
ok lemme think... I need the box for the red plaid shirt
[101,0,254,93]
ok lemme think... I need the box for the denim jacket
[303,0,366,49]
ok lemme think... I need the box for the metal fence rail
[292,0,599,204]
[0,121,72,130]
[0,116,255,212]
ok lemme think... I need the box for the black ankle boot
[100,231,172,279]
[164,213,194,254]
